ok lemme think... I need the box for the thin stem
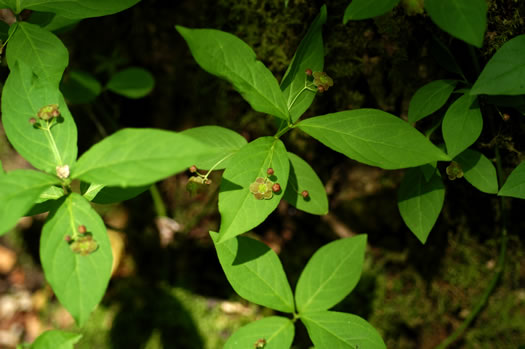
[203,153,234,180]
[41,120,63,166]
[274,123,294,139]
[150,184,167,217]
[435,106,508,349]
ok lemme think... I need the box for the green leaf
[498,161,525,199]
[283,152,328,215]
[280,5,326,122]
[408,80,457,123]
[7,22,68,85]
[2,61,78,174]
[0,170,59,235]
[80,182,149,204]
[295,235,366,313]
[217,137,289,242]
[471,34,525,95]
[455,149,498,194]
[298,109,450,170]
[211,232,295,313]
[72,128,214,187]
[442,93,483,158]
[31,330,82,349]
[5,0,140,19]
[301,311,386,349]
[176,26,289,121]
[40,193,112,326]
[180,126,247,170]
[397,166,444,244]
[61,70,102,104]
[343,0,401,22]
[106,67,155,99]
[225,316,294,349]
[424,0,487,48]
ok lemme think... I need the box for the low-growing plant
[1,0,524,348]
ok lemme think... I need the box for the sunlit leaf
[298,109,450,170]
[40,193,112,326]
[211,232,295,313]
[295,235,366,313]
[398,165,444,244]
[176,26,289,121]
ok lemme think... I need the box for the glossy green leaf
[283,152,328,215]
[217,137,289,242]
[302,311,386,349]
[7,22,68,85]
[298,109,450,170]
[397,166,444,244]
[61,70,102,104]
[408,80,457,123]
[40,193,112,326]
[2,0,140,19]
[280,5,326,122]
[425,0,487,48]
[498,161,525,199]
[180,126,247,170]
[80,182,149,204]
[455,149,498,194]
[295,235,366,313]
[225,316,294,349]
[106,67,155,99]
[471,34,525,95]
[31,330,82,349]
[211,232,295,313]
[0,170,59,235]
[343,0,400,22]
[442,94,482,158]
[2,61,78,174]
[176,26,289,121]
[72,128,213,187]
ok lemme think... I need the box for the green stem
[150,184,167,217]
[274,123,294,139]
[41,120,63,166]
[435,110,508,349]
[203,153,234,180]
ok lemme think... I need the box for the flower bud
[29,117,37,125]
[305,68,313,76]
[56,165,70,179]
[267,168,274,175]
[78,225,87,234]
[272,183,281,193]
[189,165,197,173]
[37,104,60,120]
[301,190,309,198]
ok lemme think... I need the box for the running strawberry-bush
[1,1,524,348]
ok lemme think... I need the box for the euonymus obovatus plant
[1,0,523,348]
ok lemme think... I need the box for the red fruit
[272,183,281,193]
